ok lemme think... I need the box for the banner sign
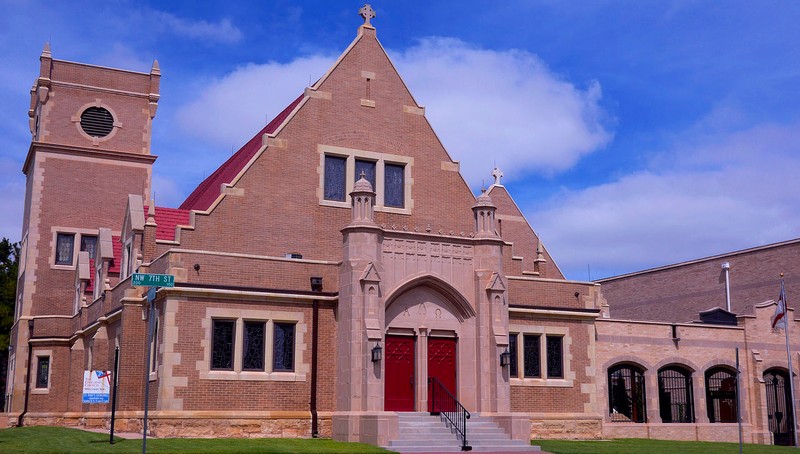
[82,370,112,404]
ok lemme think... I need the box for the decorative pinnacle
[42,42,51,58]
[359,4,376,26]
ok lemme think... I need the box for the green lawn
[537,438,798,454]
[0,426,390,453]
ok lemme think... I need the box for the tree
[0,237,20,409]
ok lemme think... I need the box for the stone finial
[492,167,504,186]
[359,4,376,27]
[42,42,52,58]
[472,188,498,238]
[146,202,156,225]
[151,59,161,75]
[350,174,376,225]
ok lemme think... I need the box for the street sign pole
[142,287,157,454]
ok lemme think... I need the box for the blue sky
[1,1,799,280]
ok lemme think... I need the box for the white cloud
[174,37,611,187]
[533,120,800,280]
[392,37,612,185]
[151,11,243,44]
[175,55,336,148]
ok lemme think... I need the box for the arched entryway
[765,368,795,446]
[383,278,475,412]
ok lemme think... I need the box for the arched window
[658,366,694,423]
[608,364,647,423]
[706,367,737,423]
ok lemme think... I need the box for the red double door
[384,335,456,412]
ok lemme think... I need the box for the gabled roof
[179,94,304,211]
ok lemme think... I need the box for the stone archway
[384,283,476,412]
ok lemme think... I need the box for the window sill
[50,264,75,271]
[511,377,573,388]
[201,370,306,382]
[320,198,412,215]
[31,387,50,395]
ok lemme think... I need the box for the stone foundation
[603,421,768,444]
[4,411,333,439]
[528,414,603,440]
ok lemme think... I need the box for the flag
[772,281,788,331]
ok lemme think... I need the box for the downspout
[310,297,319,438]
[18,319,34,427]
[310,276,323,438]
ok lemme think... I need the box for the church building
[5,7,800,449]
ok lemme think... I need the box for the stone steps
[386,412,540,453]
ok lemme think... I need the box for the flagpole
[781,275,799,448]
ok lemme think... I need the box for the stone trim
[316,144,414,215]
[48,227,99,271]
[71,100,123,146]
[197,307,308,382]
[30,349,53,394]
[508,324,574,387]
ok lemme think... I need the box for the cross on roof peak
[492,167,504,186]
[359,4,376,27]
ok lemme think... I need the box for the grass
[0,426,390,453]
[537,438,799,454]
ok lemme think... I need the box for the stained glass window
[80,235,97,259]
[546,336,563,378]
[324,155,346,201]
[243,321,265,371]
[384,163,405,208]
[56,233,74,265]
[355,159,376,188]
[273,323,295,372]
[523,334,540,378]
[508,333,518,377]
[36,356,50,388]
[211,320,235,370]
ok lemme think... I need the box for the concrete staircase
[386,412,540,453]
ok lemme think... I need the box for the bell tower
[7,44,159,413]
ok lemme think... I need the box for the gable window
[243,321,266,371]
[318,145,413,214]
[523,334,541,378]
[706,367,737,423]
[56,233,75,265]
[324,155,347,201]
[273,322,295,372]
[36,356,50,388]
[80,235,97,259]
[211,320,235,370]
[658,366,695,423]
[384,163,405,208]
[609,364,647,423]
[546,336,563,379]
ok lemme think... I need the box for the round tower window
[80,107,115,138]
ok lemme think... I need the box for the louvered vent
[80,107,114,138]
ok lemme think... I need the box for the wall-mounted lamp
[310,276,323,293]
[574,291,580,299]
[500,349,511,367]
[371,342,383,363]
[193,263,201,275]
[101,291,106,301]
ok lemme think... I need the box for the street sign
[132,273,175,288]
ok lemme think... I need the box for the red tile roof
[179,95,304,211]
[109,235,122,274]
[146,206,190,241]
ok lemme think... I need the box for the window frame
[272,322,296,372]
[211,319,236,371]
[705,366,738,423]
[55,233,75,265]
[201,308,306,382]
[318,145,413,215]
[507,326,572,387]
[35,355,50,389]
[657,365,695,423]
[50,229,100,270]
[608,363,647,423]
[242,320,266,372]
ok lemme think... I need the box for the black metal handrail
[429,377,472,451]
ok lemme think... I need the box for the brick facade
[5,15,796,448]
